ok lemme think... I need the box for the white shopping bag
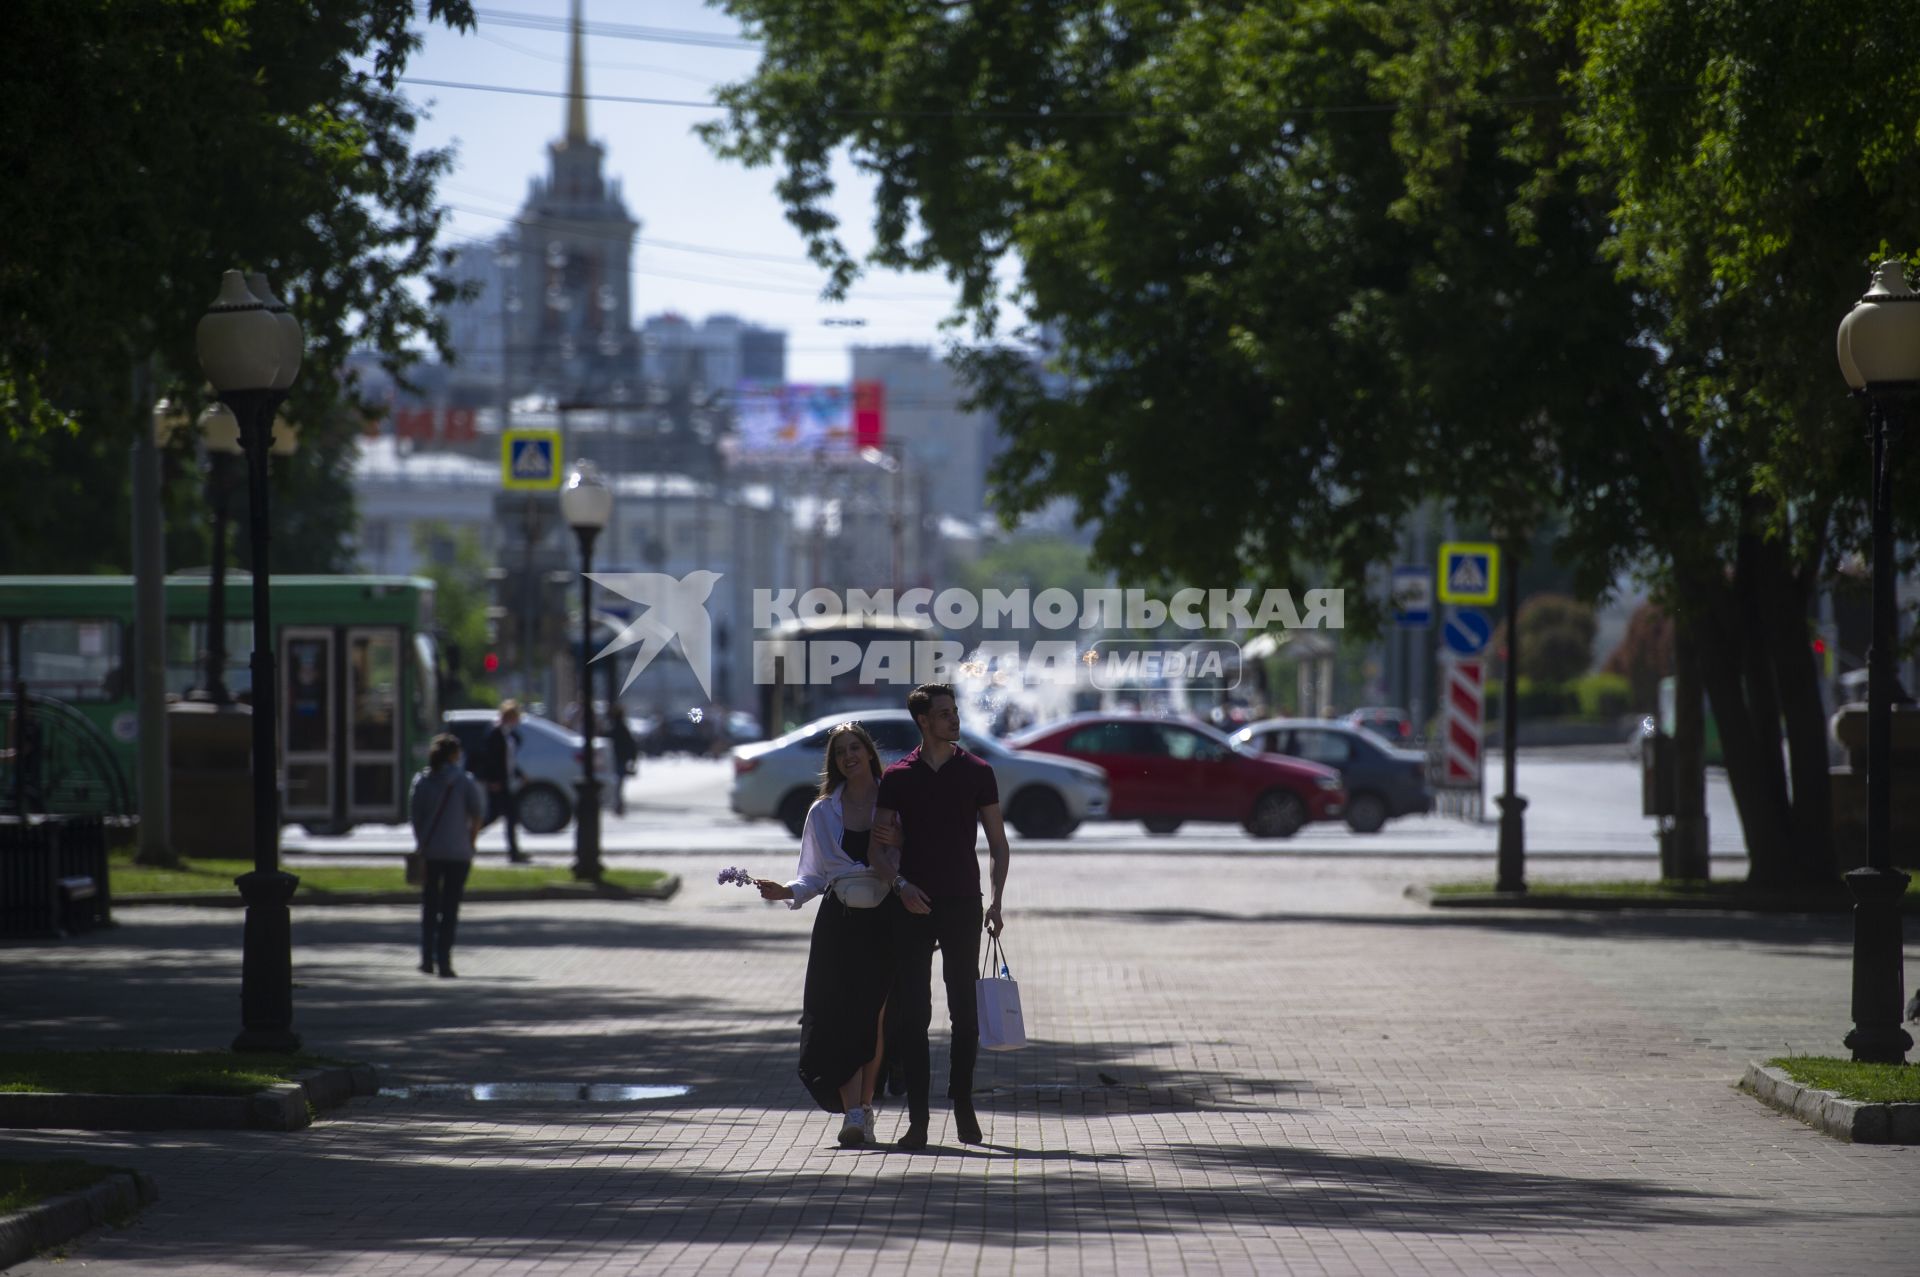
[976,935,1028,1051]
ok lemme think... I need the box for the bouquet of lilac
[716,866,756,888]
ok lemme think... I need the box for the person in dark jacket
[473,699,529,862]
[411,733,486,977]
[608,709,638,816]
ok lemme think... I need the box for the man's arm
[978,802,1010,936]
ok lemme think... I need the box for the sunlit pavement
[5,748,1915,1274]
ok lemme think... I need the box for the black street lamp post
[560,461,611,883]
[197,268,305,1054]
[1834,259,1916,1066]
[1495,542,1526,894]
[195,403,243,705]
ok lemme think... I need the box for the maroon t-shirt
[877,744,1000,900]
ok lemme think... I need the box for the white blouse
[786,788,884,909]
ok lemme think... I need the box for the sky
[399,0,998,383]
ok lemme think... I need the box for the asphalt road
[282,745,1751,873]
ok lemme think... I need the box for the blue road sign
[1443,607,1493,656]
[1391,565,1433,628]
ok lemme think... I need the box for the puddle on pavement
[378,1082,692,1103]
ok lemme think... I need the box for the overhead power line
[453,5,761,51]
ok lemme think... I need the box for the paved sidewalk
[2,851,1916,1275]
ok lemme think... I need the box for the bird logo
[586,570,723,698]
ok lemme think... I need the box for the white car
[729,710,1109,839]
[441,709,616,835]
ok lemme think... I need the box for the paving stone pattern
[2,850,1916,1275]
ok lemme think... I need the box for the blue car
[1230,718,1433,833]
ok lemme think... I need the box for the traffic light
[483,651,500,674]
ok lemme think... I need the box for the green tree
[705,0,1920,887]
[0,1,476,572]
[1496,594,1596,688]
[1602,601,1676,715]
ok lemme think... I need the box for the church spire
[565,0,588,145]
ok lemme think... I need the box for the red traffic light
[483,652,500,673]
[1811,638,1826,655]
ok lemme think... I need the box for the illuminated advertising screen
[733,381,885,454]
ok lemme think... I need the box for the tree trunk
[1687,567,1798,885]
[1752,533,1835,885]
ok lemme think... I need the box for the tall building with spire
[446,0,641,407]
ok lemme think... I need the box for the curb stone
[0,1170,157,1271]
[0,1063,379,1133]
[1410,884,1920,916]
[112,873,681,909]
[1739,1062,1920,1144]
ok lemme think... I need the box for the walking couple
[754,683,1011,1150]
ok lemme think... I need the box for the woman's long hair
[816,721,883,800]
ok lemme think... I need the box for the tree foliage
[706,0,1920,884]
[1,1,476,571]
[1602,601,1676,715]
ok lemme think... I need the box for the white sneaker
[838,1106,868,1148]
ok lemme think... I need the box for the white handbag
[975,935,1028,1051]
[830,869,890,909]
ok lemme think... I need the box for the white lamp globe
[196,271,281,393]
[246,273,304,392]
[1839,260,1920,388]
[560,461,613,530]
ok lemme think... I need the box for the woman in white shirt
[755,722,905,1147]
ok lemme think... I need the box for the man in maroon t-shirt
[876,682,1010,1150]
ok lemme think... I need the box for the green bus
[0,574,438,831]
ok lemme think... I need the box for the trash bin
[1640,730,1674,818]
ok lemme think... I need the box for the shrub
[1574,672,1633,719]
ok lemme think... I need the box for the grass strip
[109,849,667,897]
[1767,1057,1920,1104]
[0,1050,339,1098]
[0,1159,119,1214]
[1429,875,1920,900]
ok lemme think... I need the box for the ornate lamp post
[197,268,304,1053]
[1834,259,1916,1065]
[559,460,611,882]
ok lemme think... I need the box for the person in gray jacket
[412,733,487,978]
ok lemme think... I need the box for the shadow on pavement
[1027,904,1861,949]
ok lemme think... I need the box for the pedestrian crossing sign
[1437,542,1500,605]
[501,429,563,491]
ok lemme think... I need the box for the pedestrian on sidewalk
[877,682,1010,1150]
[411,732,486,978]
[474,699,530,862]
[754,721,904,1149]
[609,707,638,816]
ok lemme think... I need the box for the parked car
[1343,705,1417,746]
[1231,718,1433,833]
[1008,714,1345,838]
[441,709,616,834]
[729,709,1110,839]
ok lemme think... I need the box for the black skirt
[796,890,900,1112]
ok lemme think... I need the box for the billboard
[733,381,885,456]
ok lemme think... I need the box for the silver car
[442,709,617,835]
[729,710,1109,839]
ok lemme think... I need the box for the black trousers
[889,894,982,1121]
[485,785,520,856]
[421,860,473,966]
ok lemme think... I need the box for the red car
[1009,714,1345,837]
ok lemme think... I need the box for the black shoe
[894,1121,928,1151]
[437,963,457,978]
[954,1102,983,1145]
[419,959,434,975]
[508,853,531,864]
